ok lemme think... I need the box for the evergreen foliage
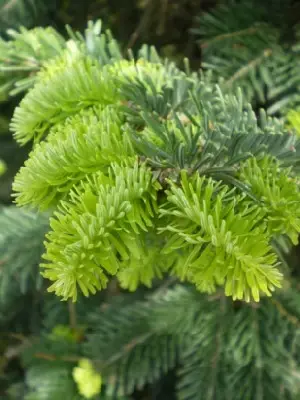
[193,0,300,114]
[0,206,48,324]
[9,284,300,400]
[0,26,65,100]
[0,0,53,33]
[8,32,300,303]
[2,2,300,400]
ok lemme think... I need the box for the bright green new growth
[73,358,102,398]
[159,171,281,302]
[11,57,119,145]
[13,105,134,210]
[0,159,6,176]
[239,157,300,245]
[42,161,161,301]
[0,26,65,100]
[9,20,300,303]
[287,109,300,136]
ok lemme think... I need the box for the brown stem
[34,352,80,363]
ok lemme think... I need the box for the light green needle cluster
[41,162,160,301]
[11,57,119,145]
[159,171,281,302]
[239,156,300,245]
[13,105,134,210]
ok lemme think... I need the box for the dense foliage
[2,1,300,400]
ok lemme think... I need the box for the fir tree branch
[225,48,272,87]
[200,26,261,49]
[99,332,153,370]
